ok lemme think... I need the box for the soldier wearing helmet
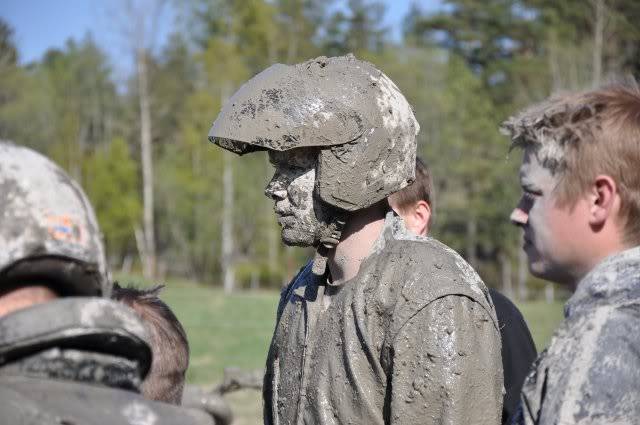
[0,141,213,425]
[210,55,503,425]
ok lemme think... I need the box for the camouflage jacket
[0,297,214,425]
[264,213,503,425]
[514,246,640,425]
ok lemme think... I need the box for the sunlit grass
[116,273,565,382]
[516,300,565,352]
[114,274,278,384]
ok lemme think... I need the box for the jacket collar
[565,245,640,318]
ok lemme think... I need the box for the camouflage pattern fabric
[513,246,640,425]
[264,213,503,425]
[0,141,110,297]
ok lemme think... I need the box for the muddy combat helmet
[0,141,110,297]
[209,54,419,211]
[209,55,419,272]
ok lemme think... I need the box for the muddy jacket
[264,214,503,425]
[514,246,640,425]
[0,297,214,425]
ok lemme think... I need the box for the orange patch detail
[46,215,86,246]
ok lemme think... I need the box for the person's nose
[510,198,529,226]
[264,175,288,201]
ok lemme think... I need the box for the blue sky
[1,0,441,78]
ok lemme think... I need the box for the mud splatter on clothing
[264,214,503,424]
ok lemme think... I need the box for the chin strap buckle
[312,216,346,276]
[311,248,329,276]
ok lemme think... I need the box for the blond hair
[502,80,640,244]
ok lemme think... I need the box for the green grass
[115,274,279,384]
[117,274,565,382]
[164,284,279,384]
[516,300,565,352]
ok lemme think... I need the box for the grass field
[117,274,565,424]
[516,300,565,351]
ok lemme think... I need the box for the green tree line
[1,0,638,297]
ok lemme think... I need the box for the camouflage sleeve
[389,295,503,425]
[548,306,640,424]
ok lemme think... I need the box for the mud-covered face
[510,149,589,285]
[264,148,330,247]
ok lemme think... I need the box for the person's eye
[520,190,539,211]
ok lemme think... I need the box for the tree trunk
[221,150,235,293]
[592,0,605,86]
[545,283,555,304]
[134,225,147,274]
[547,31,563,92]
[499,251,513,300]
[220,83,235,293]
[517,234,528,301]
[137,48,156,280]
[73,124,87,183]
[265,156,278,284]
[466,216,477,268]
[250,270,259,291]
[286,21,299,63]
[120,253,133,275]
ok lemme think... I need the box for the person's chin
[529,259,568,285]
[528,262,546,279]
[281,227,316,247]
[527,254,547,278]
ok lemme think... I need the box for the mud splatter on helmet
[0,141,110,297]
[209,54,420,212]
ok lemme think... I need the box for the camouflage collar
[565,245,640,318]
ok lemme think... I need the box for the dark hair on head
[112,283,189,405]
[388,156,434,222]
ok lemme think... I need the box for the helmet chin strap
[312,214,347,276]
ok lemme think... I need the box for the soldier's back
[0,298,214,425]
[0,375,214,425]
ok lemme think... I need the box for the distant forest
[1,0,638,299]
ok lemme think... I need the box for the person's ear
[589,175,619,226]
[414,200,432,236]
